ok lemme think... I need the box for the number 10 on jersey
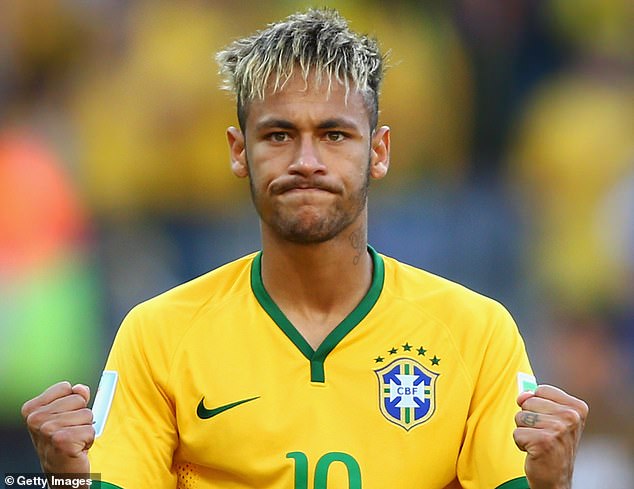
[287,451,362,489]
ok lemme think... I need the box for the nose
[288,135,326,176]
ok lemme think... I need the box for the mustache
[269,176,342,195]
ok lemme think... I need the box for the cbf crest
[375,357,439,431]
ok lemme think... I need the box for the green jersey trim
[251,246,385,383]
[495,476,530,489]
[92,481,123,489]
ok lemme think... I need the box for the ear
[369,125,390,180]
[227,126,248,178]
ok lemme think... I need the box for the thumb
[72,384,91,405]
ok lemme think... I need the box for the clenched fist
[22,381,95,478]
[514,385,588,489]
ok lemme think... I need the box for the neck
[261,224,371,306]
[259,222,373,349]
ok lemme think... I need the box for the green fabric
[92,481,123,489]
[496,476,530,489]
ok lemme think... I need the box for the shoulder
[142,251,256,311]
[381,253,508,315]
[116,252,258,343]
[379,252,518,338]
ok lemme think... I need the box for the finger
[514,410,570,429]
[72,384,91,405]
[513,421,578,459]
[38,409,94,438]
[21,381,73,419]
[44,393,90,414]
[513,426,536,452]
[47,425,96,458]
[515,409,578,428]
[515,408,584,442]
[26,394,90,432]
[513,426,563,453]
[534,385,589,417]
[515,410,548,429]
[519,396,571,415]
[517,390,535,407]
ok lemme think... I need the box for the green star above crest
[372,342,443,369]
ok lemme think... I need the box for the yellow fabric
[89,251,531,489]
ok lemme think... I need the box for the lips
[271,177,339,195]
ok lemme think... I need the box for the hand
[22,381,94,477]
[514,385,588,489]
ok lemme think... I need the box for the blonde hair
[215,8,386,129]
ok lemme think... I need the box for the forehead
[244,73,371,131]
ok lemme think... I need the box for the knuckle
[21,400,34,419]
[69,393,88,407]
[552,418,568,437]
[51,428,70,447]
[519,398,532,412]
[26,410,45,430]
[24,411,36,429]
[512,428,528,450]
[534,384,549,397]
[562,407,581,426]
[80,408,94,423]
[53,381,73,394]
[50,429,65,447]
[39,420,58,438]
[578,399,590,418]
[85,435,95,451]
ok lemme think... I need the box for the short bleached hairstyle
[215,8,387,130]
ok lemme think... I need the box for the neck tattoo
[349,229,364,266]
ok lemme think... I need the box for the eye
[267,132,290,143]
[325,131,345,142]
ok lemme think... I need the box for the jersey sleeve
[89,304,178,489]
[457,304,533,489]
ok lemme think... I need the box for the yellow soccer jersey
[89,247,534,489]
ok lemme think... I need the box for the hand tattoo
[521,412,540,427]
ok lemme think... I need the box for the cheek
[247,144,288,178]
[246,163,279,203]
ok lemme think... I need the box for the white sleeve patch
[92,370,118,438]
[517,372,537,394]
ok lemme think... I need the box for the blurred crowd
[1,0,632,486]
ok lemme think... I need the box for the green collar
[251,246,385,383]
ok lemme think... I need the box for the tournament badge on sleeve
[375,356,439,431]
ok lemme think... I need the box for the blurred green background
[1,0,632,486]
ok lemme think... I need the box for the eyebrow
[255,119,296,132]
[317,118,360,131]
[254,117,361,132]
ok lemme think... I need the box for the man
[22,9,587,489]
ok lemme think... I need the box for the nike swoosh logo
[196,396,260,419]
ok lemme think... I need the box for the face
[227,74,390,245]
